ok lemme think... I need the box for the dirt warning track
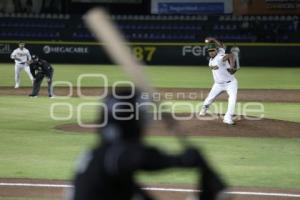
[0,179,300,200]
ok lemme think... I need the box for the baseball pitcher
[199,37,239,125]
[10,42,33,88]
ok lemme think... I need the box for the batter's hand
[180,147,202,167]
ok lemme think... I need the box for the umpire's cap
[32,54,39,61]
[98,86,150,144]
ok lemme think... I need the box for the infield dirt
[1,87,300,102]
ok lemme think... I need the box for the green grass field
[1,64,300,89]
[0,64,300,190]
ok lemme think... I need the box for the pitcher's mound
[56,113,300,138]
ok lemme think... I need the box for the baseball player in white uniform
[10,42,33,88]
[199,37,238,125]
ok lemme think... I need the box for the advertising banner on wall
[233,0,300,15]
[1,41,300,67]
[151,0,233,14]
[0,43,11,55]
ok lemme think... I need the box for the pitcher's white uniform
[202,48,238,124]
[10,47,33,88]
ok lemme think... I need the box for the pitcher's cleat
[199,106,209,116]
[223,118,235,125]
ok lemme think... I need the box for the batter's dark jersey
[70,142,198,200]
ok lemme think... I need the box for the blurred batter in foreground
[67,87,228,200]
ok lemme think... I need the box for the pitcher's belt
[217,80,232,84]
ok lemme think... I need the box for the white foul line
[0,182,300,198]
[143,187,300,198]
[0,183,71,188]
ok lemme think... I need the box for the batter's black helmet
[98,87,149,144]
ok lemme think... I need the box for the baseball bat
[83,8,153,96]
[83,7,189,147]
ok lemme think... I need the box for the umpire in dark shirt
[29,55,54,97]
[67,87,227,200]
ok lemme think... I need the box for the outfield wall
[1,41,299,66]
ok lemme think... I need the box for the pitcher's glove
[227,68,237,74]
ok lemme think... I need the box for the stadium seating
[0,13,298,42]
